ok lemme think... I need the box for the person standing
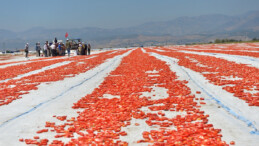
[46,41,51,56]
[62,43,66,56]
[87,43,91,55]
[25,43,29,58]
[43,42,48,57]
[35,42,41,57]
[65,39,71,57]
[82,42,85,55]
[54,37,57,44]
[58,43,62,56]
[50,42,56,57]
[35,43,37,57]
[84,42,88,55]
[78,42,82,55]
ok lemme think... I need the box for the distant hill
[0,11,258,51]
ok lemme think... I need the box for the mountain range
[0,11,258,51]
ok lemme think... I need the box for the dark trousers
[67,48,70,57]
[47,49,51,56]
[81,48,85,55]
[51,49,56,57]
[36,50,40,57]
[44,50,47,57]
[25,51,28,58]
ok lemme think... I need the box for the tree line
[214,38,259,44]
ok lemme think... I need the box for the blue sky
[0,0,258,32]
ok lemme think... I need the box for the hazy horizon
[1,0,259,32]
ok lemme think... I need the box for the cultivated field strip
[0,57,70,80]
[165,43,259,57]
[0,43,258,146]
[0,50,132,146]
[0,56,68,67]
[146,47,259,107]
[20,49,230,145]
[179,51,259,69]
[149,51,259,144]
[0,50,128,106]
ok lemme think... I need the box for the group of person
[34,41,66,57]
[25,38,91,58]
[76,41,91,56]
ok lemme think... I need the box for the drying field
[0,43,258,145]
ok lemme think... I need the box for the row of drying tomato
[0,55,15,61]
[146,47,259,106]
[22,49,231,145]
[168,43,259,57]
[0,57,71,81]
[183,48,259,58]
[183,43,259,51]
[0,50,128,106]
[0,55,63,66]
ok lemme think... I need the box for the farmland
[0,43,258,145]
